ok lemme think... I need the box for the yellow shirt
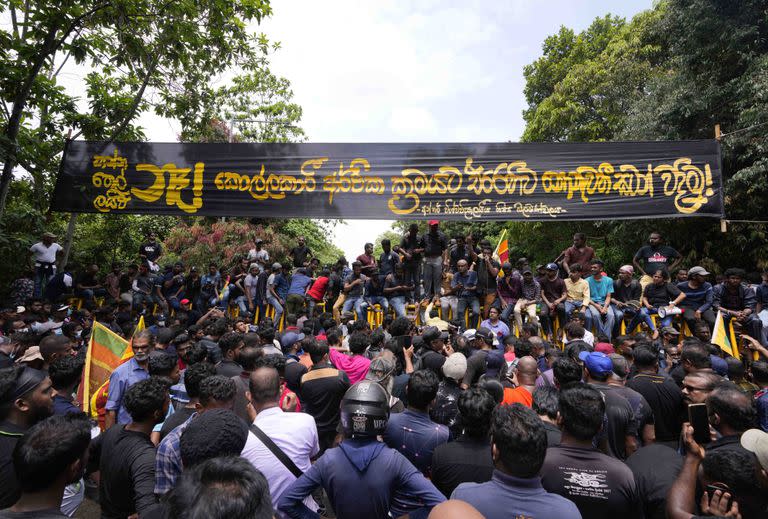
[565,278,591,306]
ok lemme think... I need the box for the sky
[136,0,653,260]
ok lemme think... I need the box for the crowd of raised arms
[1,220,768,519]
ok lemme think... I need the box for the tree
[516,0,768,273]
[0,0,273,219]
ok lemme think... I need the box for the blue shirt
[677,281,714,311]
[52,394,80,415]
[452,469,582,519]
[274,273,291,300]
[277,438,444,519]
[480,319,510,340]
[452,271,478,298]
[105,357,149,424]
[288,273,313,296]
[383,409,449,476]
[587,275,614,305]
[155,413,195,495]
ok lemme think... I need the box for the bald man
[241,367,320,514]
[428,500,485,519]
[502,356,538,407]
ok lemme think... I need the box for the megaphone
[658,305,682,318]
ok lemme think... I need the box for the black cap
[475,327,494,344]
[422,326,448,343]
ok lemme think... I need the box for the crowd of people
[1,223,768,518]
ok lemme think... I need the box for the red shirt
[502,386,533,407]
[563,246,595,274]
[307,276,329,301]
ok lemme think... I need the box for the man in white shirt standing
[29,232,63,298]
[247,238,270,272]
[241,367,319,518]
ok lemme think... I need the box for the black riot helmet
[340,380,389,439]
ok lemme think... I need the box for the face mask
[157,321,165,327]
[75,330,82,338]
[19,328,28,333]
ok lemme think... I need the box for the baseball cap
[180,299,190,305]
[442,353,467,381]
[485,350,505,378]
[15,346,43,364]
[521,268,533,275]
[462,329,477,340]
[42,232,56,239]
[365,357,396,384]
[255,238,264,244]
[578,351,613,377]
[661,326,680,336]
[272,262,282,270]
[55,305,70,313]
[688,266,710,277]
[741,429,768,471]
[545,263,559,271]
[422,326,448,343]
[475,327,494,344]
[428,220,439,226]
[280,331,305,350]
[594,342,615,355]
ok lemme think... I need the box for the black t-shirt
[159,406,195,440]
[625,444,682,519]
[476,258,500,294]
[613,279,641,303]
[139,241,162,262]
[543,421,562,447]
[541,445,642,519]
[290,246,311,268]
[421,231,448,258]
[0,422,26,508]
[610,385,655,440]
[431,436,494,498]
[462,350,489,387]
[399,234,423,264]
[299,363,350,433]
[449,246,474,272]
[634,245,679,274]
[627,372,684,443]
[590,383,637,460]
[644,282,682,308]
[284,357,308,393]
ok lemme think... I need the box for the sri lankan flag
[79,322,132,416]
[712,311,740,360]
[498,239,509,264]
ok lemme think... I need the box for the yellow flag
[712,311,740,360]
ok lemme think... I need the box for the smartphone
[706,484,733,510]
[398,335,412,349]
[688,403,711,445]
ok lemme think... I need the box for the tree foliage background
[0,0,343,294]
[383,0,768,277]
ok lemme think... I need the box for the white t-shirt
[247,248,269,266]
[30,242,62,264]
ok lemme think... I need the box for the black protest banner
[50,140,723,221]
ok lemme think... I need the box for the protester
[0,366,54,508]
[98,377,168,518]
[277,381,445,518]
[168,456,273,519]
[431,387,495,497]
[384,369,449,476]
[0,413,90,519]
[241,367,320,515]
[541,384,642,518]
[452,404,581,519]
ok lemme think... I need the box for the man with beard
[0,413,91,519]
[0,365,54,508]
[105,330,153,428]
[215,332,244,378]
